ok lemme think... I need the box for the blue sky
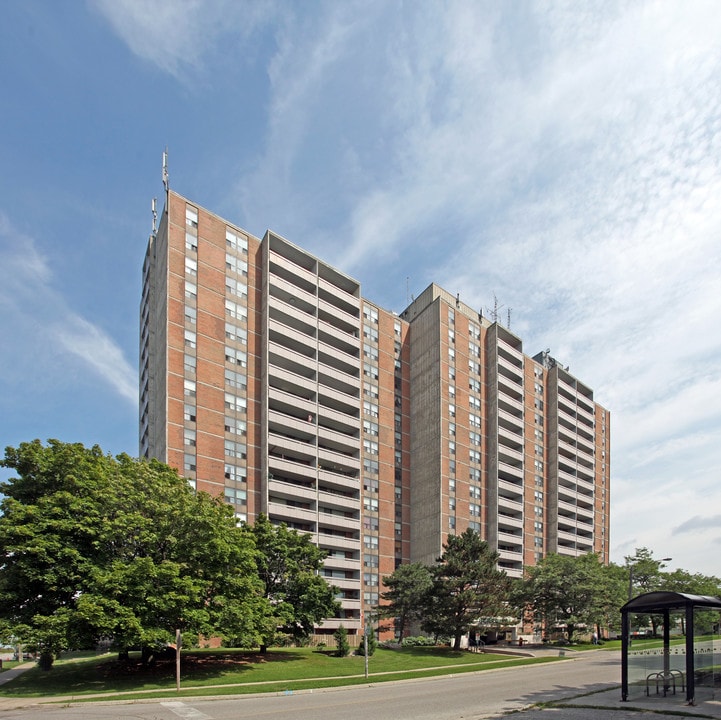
[1,1,720,577]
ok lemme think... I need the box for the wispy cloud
[92,0,721,574]
[0,212,137,405]
[93,0,275,81]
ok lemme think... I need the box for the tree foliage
[514,552,612,642]
[379,561,432,639]
[0,440,262,666]
[421,529,510,650]
[246,514,340,651]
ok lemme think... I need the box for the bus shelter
[621,591,721,704]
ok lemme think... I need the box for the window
[363,420,379,436]
[449,477,456,493]
[449,384,455,398]
[184,329,196,349]
[469,396,481,410]
[534,490,543,502]
[225,440,247,459]
[469,449,481,464]
[363,362,379,379]
[224,393,246,413]
[469,322,480,340]
[469,413,481,428]
[225,417,247,436]
[183,429,196,447]
[363,305,379,323]
[363,497,379,512]
[224,487,247,506]
[468,360,480,374]
[363,476,379,493]
[394,320,401,336]
[363,381,379,399]
[364,553,379,567]
[226,277,248,299]
[226,229,248,254]
[225,299,247,321]
[363,343,378,361]
[469,503,481,517]
[448,329,455,344]
[183,379,196,398]
[363,324,379,342]
[185,232,197,252]
[225,347,247,367]
[364,591,379,605]
[225,464,247,482]
[363,535,379,550]
[185,281,197,300]
[363,400,379,418]
[449,365,456,380]
[534,459,543,472]
[184,354,196,373]
[448,441,455,455]
[448,308,455,324]
[225,253,248,276]
[448,516,456,529]
[185,205,198,228]
[449,497,456,511]
[469,378,481,393]
[225,323,247,344]
[469,521,480,533]
[470,485,481,499]
[470,468,481,482]
[184,404,196,422]
[363,458,379,475]
[469,432,481,447]
[225,369,247,390]
[449,422,456,436]
[364,572,379,586]
[448,346,455,361]
[468,342,480,358]
[184,453,196,472]
[449,403,456,418]
[184,305,197,325]
[534,521,543,532]
[185,257,197,276]
[363,439,378,455]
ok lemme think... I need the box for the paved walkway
[1,650,720,718]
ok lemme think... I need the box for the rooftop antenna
[151,197,157,235]
[487,293,504,324]
[162,147,169,193]
[507,307,512,330]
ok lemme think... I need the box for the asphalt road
[0,650,625,720]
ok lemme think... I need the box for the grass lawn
[0,646,560,701]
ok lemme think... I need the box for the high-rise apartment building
[140,189,610,639]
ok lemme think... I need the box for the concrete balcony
[498,460,523,480]
[498,479,523,501]
[316,533,359,551]
[269,250,317,288]
[269,318,317,355]
[268,455,317,483]
[318,277,360,314]
[269,387,317,418]
[324,556,360,571]
[497,338,524,365]
[317,425,359,456]
[318,319,359,354]
[319,489,360,513]
[268,479,316,502]
[318,468,359,494]
[268,364,317,399]
[268,409,316,441]
[318,447,359,473]
[268,432,316,463]
[498,354,523,384]
[498,444,523,465]
[497,513,523,529]
[318,511,360,533]
[267,501,317,526]
[269,275,316,313]
[498,547,523,564]
[318,296,359,331]
[498,408,523,433]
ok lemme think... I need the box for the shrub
[356,631,377,656]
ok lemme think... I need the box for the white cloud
[0,213,137,406]
[93,0,274,80]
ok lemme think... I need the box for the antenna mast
[151,197,157,235]
[162,147,169,193]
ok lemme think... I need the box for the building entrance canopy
[621,591,721,703]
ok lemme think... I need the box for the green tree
[625,548,674,636]
[333,624,350,657]
[517,552,607,643]
[247,514,340,652]
[379,562,432,639]
[421,529,510,650]
[0,440,262,667]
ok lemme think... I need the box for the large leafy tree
[246,514,340,651]
[515,552,608,643]
[421,529,510,650]
[379,561,432,639]
[0,440,262,667]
